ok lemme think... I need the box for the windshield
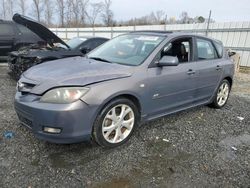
[88,34,164,66]
[66,38,87,49]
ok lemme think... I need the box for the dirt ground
[0,66,250,188]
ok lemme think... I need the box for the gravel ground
[0,66,250,188]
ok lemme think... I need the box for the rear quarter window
[213,41,224,58]
[196,38,218,60]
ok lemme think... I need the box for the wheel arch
[100,93,142,115]
[92,92,143,125]
[209,75,233,104]
[223,76,233,87]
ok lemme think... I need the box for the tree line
[0,0,211,27]
[0,0,114,27]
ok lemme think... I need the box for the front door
[145,37,198,118]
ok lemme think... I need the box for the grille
[17,113,33,128]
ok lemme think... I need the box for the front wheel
[210,79,231,109]
[92,98,139,148]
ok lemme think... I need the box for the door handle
[187,69,196,75]
[216,65,222,70]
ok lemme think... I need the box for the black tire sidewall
[92,98,139,148]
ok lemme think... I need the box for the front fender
[80,76,146,117]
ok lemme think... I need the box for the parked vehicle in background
[8,14,108,79]
[15,31,234,148]
[0,19,44,58]
[8,36,108,79]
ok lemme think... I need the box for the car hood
[26,49,81,60]
[13,14,69,48]
[20,57,132,95]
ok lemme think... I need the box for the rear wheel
[210,79,231,109]
[92,98,139,148]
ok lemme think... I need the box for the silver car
[15,31,234,147]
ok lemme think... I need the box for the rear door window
[0,24,15,35]
[94,39,108,47]
[84,39,108,50]
[89,39,105,50]
[196,38,218,60]
[81,40,95,50]
[16,24,39,38]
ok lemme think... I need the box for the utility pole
[206,10,212,36]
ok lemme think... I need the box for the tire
[210,79,231,109]
[92,98,139,148]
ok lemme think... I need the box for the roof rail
[130,30,173,34]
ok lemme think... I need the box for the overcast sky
[108,0,250,22]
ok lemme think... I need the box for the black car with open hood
[8,14,109,80]
[12,13,69,48]
[0,18,45,58]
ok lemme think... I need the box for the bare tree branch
[18,0,26,15]
[79,0,89,26]
[101,0,113,26]
[0,0,15,19]
[155,10,166,24]
[63,0,88,27]
[32,0,43,22]
[56,0,65,27]
[87,2,103,27]
[44,0,53,26]
[180,11,189,24]
[6,0,14,18]
[0,0,7,19]
[71,0,81,26]
[65,0,73,26]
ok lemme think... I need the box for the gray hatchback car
[15,31,234,147]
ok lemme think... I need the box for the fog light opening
[43,127,62,134]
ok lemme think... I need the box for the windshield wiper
[89,57,113,64]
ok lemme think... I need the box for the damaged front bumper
[14,91,97,144]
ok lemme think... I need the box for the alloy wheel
[217,82,230,106]
[102,104,135,144]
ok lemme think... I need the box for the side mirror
[80,47,91,54]
[228,51,236,57]
[158,56,179,66]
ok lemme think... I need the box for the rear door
[0,23,15,56]
[194,37,223,103]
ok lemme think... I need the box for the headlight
[40,87,89,104]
